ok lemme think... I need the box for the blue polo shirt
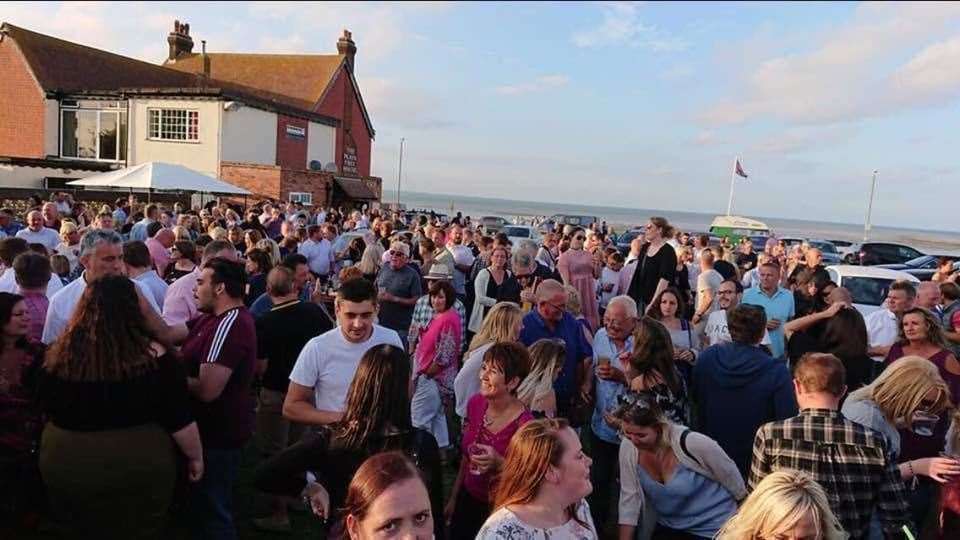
[519,309,593,406]
[742,286,795,358]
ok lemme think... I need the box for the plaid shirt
[749,408,911,539]
[408,295,466,350]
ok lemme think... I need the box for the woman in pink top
[445,342,534,539]
[558,228,600,331]
[13,253,50,344]
[411,280,462,448]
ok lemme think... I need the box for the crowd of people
[0,192,958,539]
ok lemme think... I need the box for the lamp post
[396,137,405,208]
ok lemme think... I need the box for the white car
[502,225,541,248]
[825,265,920,316]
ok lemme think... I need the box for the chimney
[167,19,194,61]
[201,40,210,77]
[337,29,357,73]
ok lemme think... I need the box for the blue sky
[4,2,960,229]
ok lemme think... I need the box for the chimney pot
[167,19,195,62]
[337,29,357,73]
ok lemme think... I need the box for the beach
[387,190,960,254]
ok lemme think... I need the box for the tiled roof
[165,53,343,111]
[166,52,375,137]
[0,23,338,125]
[1,23,197,92]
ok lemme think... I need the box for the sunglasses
[389,250,406,257]
[574,236,586,240]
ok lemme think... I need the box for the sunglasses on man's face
[574,236,585,241]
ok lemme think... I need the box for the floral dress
[477,499,598,539]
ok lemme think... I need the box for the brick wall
[281,169,331,208]
[219,161,282,200]
[0,38,45,158]
[275,114,308,170]
[314,69,373,177]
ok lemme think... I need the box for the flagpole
[863,170,878,242]
[726,156,738,216]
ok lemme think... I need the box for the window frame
[59,101,127,163]
[147,108,200,143]
[288,192,313,206]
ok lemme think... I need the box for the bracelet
[907,460,915,478]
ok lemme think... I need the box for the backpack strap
[679,429,702,467]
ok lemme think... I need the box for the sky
[3,2,960,230]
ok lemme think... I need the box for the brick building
[0,21,380,207]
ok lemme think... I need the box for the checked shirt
[749,408,911,539]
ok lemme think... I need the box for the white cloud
[572,2,688,52]
[494,74,570,96]
[701,3,960,126]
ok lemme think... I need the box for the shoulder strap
[679,429,702,466]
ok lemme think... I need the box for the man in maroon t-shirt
[178,257,256,539]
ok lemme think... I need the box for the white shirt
[288,325,402,413]
[454,342,493,418]
[132,270,169,311]
[0,269,64,298]
[703,309,772,347]
[599,267,621,308]
[16,227,60,252]
[298,238,335,276]
[42,274,161,344]
[865,308,899,362]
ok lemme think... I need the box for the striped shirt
[749,408,911,539]
[182,306,257,449]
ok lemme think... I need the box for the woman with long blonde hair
[477,417,597,539]
[454,302,523,418]
[516,339,564,418]
[842,356,960,483]
[717,470,847,540]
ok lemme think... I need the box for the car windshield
[503,226,531,238]
[619,230,641,244]
[904,255,935,268]
[842,276,896,306]
[809,241,838,254]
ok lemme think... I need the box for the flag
[735,159,748,179]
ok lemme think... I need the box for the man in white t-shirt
[865,280,915,362]
[283,278,402,426]
[16,211,60,253]
[703,279,772,348]
[692,248,723,327]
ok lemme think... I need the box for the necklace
[483,403,512,428]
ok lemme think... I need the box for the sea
[384,190,960,254]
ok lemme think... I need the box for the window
[60,100,127,162]
[148,109,199,141]
[289,192,313,205]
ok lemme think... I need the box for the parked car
[828,239,860,262]
[825,265,921,317]
[807,240,842,265]
[615,229,643,256]
[857,242,924,266]
[876,255,960,281]
[502,225,541,247]
[480,216,508,233]
[747,235,771,252]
